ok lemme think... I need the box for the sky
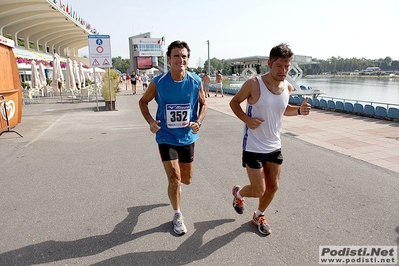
[65,0,399,67]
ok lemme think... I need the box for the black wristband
[195,121,201,127]
[297,108,301,115]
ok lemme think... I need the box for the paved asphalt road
[0,95,398,265]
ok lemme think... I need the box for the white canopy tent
[83,67,105,84]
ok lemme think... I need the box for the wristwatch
[195,121,201,127]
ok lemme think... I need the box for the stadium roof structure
[0,0,94,58]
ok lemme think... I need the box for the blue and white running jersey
[154,71,201,146]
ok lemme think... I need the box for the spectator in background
[142,72,149,92]
[131,72,138,94]
[202,71,211,98]
[215,70,223,97]
[126,74,131,90]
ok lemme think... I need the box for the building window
[137,44,161,52]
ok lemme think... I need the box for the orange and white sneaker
[232,185,244,214]
[252,212,271,235]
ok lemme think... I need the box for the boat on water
[291,85,324,98]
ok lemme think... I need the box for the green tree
[112,56,130,74]
[193,66,204,74]
[384,56,392,67]
[101,69,120,101]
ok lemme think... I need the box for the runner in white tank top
[229,43,311,235]
[243,76,289,153]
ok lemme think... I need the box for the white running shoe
[172,212,187,235]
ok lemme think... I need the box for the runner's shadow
[92,220,249,265]
[396,225,399,244]
[0,203,169,266]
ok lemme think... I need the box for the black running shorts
[242,149,283,168]
[158,143,195,163]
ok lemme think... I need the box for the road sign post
[88,35,112,111]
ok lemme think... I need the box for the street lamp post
[207,40,210,75]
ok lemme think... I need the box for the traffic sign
[88,35,112,68]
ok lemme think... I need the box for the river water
[300,77,399,106]
[229,77,399,106]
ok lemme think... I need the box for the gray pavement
[0,89,398,266]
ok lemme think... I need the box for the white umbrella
[38,62,47,87]
[78,62,86,88]
[51,53,64,96]
[30,60,42,98]
[65,58,76,95]
[72,60,81,90]
[30,60,41,89]
[38,62,47,96]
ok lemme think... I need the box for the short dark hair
[166,40,191,58]
[269,43,294,64]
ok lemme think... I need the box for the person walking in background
[131,71,138,94]
[202,71,211,98]
[215,70,223,97]
[125,74,131,90]
[229,43,311,235]
[138,40,207,235]
[142,72,149,92]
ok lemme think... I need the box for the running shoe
[252,212,271,235]
[172,212,187,235]
[232,185,244,214]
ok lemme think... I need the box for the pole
[207,40,210,75]
[94,67,99,112]
[163,36,167,73]
[108,68,112,110]
[164,53,167,73]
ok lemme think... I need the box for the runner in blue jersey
[139,40,207,235]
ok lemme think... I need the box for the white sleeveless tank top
[242,76,289,153]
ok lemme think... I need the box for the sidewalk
[204,94,399,174]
